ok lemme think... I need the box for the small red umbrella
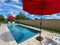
[8,15,16,19]
[22,0,60,44]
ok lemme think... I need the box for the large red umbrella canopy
[22,0,60,15]
[8,15,16,19]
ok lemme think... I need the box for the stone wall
[17,20,60,31]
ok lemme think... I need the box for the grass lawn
[0,21,7,24]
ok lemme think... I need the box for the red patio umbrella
[8,15,16,22]
[8,15,16,19]
[22,0,60,44]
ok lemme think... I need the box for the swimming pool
[7,25,40,44]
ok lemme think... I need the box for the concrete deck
[0,24,59,45]
[0,24,17,45]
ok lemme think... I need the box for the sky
[0,0,60,19]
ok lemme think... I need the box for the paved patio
[0,24,17,45]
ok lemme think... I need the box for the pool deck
[0,24,60,45]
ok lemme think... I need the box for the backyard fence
[16,20,60,31]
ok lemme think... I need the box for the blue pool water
[7,25,40,44]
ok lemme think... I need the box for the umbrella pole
[36,15,43,45]
[39,15,43,45]
[40,15,43,36]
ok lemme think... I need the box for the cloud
[5,3,23,9]
[0,8,3,11]
[13,5,23,9]
[30,15,36,19]
[0,0,5,3]
[8,9,20,16]
[11,0,20,4]
[8,10,14,15]
[10,9,19,13]
[25,12,28,15]
[31,18,35,20]
[30,15,40,19]
[44,14,60,19]
[30,15,35,17]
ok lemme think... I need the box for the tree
[26,18,30,20]
[0,14,5,21]
[0,14,5,23]
[16,13,27,20]
[35,18,39,20]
